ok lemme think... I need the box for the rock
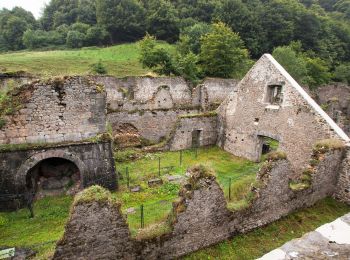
[148,178,163,187]
[61,177,71,187]
[0,246,36,260]
[130,186,141,192]
[126,207,136,214]
[41,178,63,190]
[167,175,184,183]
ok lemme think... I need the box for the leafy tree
[0,7,36,50]
[96,0,145,43]
[146,0,180,43]
[86,26,109,46]
[66,30,85,48]
[273,42,331,88]
[173,52,201,83]
[273,44,308,83]
[334,63,350,84]
[180,22,211,54]
[199,22,250,78]
[138,34,174,75]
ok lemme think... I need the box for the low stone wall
[167,114,218,151]
[0,141,116,211]
[54,147,346,259]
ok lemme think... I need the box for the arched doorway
[26,157,81,198]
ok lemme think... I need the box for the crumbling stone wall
[0,77,106,145]
[315,83,350,135]
[54,187,136,260]
[199,78,239,110]
[218,54,349,171]
[167,114,218,151]
[334,147,350,204]
[54,148,346,259]
[108,109,200,143]
[0,142,116,211]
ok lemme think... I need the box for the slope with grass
[0,43,174,78]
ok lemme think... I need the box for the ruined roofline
[264,53,350,143]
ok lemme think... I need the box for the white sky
[0,0,50,18]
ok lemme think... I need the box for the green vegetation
[186,197,350,260]
[139,22,251,82]
[2,1,350,87]
[74,185,116,204]
[314,138,345,152]
[0,43,173,77]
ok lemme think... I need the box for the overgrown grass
[186,197,350,260]
[0,43,174,78]
[0,195,73,259]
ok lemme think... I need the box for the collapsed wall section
[54,146,346,259]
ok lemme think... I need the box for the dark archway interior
[26,157,80,197]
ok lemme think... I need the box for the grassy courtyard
[0,146,349,259]
[0,42,174,78]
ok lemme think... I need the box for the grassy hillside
[0,43,174,78]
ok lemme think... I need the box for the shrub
[91,61,107,75]
[314,139,345,153]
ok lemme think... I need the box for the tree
[138,34,174,75]
[334,63,350,84]
[146,0,180,43]
[199,22,250,78]
[273,42,331,88]
[96,0,145,43]
[180,22,211,54]
[0,7,36,51]
[66,30,85,48]
[272,44,308,83]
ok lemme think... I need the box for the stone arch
[15,150,88,189]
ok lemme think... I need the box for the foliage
[74,185,115,205]
[273,42,332,88]
[91,61,108,75]
[66,30,86,48]
[334,63,350,84]
[314,139,345,152]
[200,22,250,78]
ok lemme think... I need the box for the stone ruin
[1,54,350,257]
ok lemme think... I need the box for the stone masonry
[217,54,350,172]
[0,77,106,145]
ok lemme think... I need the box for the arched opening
[258,135,280,161]
[26,157,81,198]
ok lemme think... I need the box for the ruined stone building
[53,54,350,259]
[1,54,350,258]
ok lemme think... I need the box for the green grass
[186,197,350,260]
[0,195,73,259]
[0,43,174,78]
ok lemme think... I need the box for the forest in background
[1,0,350,86]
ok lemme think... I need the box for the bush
[91,61,107,75]
[66,30,85,48]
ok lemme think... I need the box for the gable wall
[218,55,347,172]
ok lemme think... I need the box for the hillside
[0,43,174,77]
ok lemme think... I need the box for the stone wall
[95,76,238,112]
[0,77,106,145]
[54,188,137,260]
[54,148,346,259]
[334,147,350,204]
[167,114,218,151]
[218,54,349,172]
[108,109,200,143]
[314,83,350,135]
[199,78,239,110]
[0,142,116,211]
